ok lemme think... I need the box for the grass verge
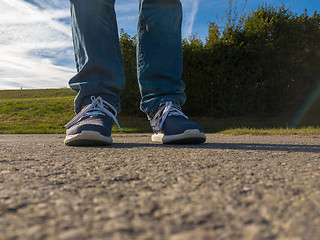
[1,89,320,136]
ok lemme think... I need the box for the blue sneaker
[150,101,206,144]
[64,96,121,146]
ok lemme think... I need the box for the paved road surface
[0,134,319,240]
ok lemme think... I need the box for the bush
[118,4,320,118]
[119,29,142,116]
[182,4,320,116]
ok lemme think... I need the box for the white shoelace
[65,96,122,132]
[150,101,188,132]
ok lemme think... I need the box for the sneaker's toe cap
[66,116,113,137]
[161,116,204,136]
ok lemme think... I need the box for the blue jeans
[69,0,186,118]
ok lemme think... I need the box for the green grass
[0,88,76,99]
[1,88,320,136]
[219,126,320,136]
[190,117,320,137]
[0,96,75,134]
[0,89,150,134]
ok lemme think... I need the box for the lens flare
[291,80,320,127]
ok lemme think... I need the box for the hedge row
[120,4,320,117]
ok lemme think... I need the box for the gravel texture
[0,134,319,240]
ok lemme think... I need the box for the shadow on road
[85,142,320,153]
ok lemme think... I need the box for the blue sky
[0,0,319,89]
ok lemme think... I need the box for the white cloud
[0,0,74,89]
[181,0,200,37]
[0,0,197,89]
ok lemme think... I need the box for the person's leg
[137,0,206,144]
[69,0,124,114]
[137,0,186,118]
[65,0,124,146]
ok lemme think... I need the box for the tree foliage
[119,4,320,117]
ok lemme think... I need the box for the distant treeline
[120,4,320,117]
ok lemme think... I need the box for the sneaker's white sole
[152,129,206,144]
[64,131,112,146]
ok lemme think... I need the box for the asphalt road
[0,134,319,240]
